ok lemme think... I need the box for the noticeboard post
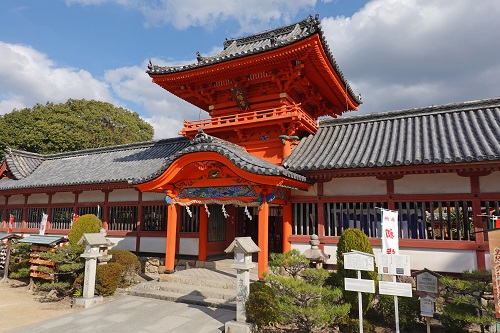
[344,251,375,333]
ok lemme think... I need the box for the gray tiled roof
[0,131,308,191]
[0,138,191,190]
[283,97,500,171]
[131,131,308,184]
[147,15,361,105]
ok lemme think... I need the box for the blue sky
[1,0,499,139]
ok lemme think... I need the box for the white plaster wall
[108,236,136,252]
[140,237,166,253]
[293,242,477,273]
[179,238,199,256]
[323,177,387,196]
[108,189,138,202]
[142,192,166,201]
[480,171,500,193]
[7,195,24,205]
[27,193,49,205]
[397,248,476,273]
[291,184,318,197]
[395,173,470,194]
[78,191,105,203]
[486,252,491,270]
[52,192,75,204]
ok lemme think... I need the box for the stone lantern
[224,237,260,333]
[302,234,329,268]
[74,233,111,308]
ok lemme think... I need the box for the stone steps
[127,264,255,311]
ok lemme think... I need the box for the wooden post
[282,201,292,253]
[258,199,269,279]
[198,205,208,261]
[165,203,178,273]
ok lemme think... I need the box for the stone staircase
[127,260,257,311]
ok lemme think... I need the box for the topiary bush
[338,318,376,333]
[333,228,378,316]
[68,214,103,245]
[108,249,141,287]
[95,262,123,296]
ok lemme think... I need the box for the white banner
[39,213,48,235]
[382,209,399,254]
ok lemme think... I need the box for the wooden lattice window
[143,205,167,231]
[51,207,74,230]
[108,206,137,231]
[26,208,47,229]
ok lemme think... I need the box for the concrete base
[224,320,252,333]
[73,296,104,309]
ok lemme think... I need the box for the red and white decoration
[382,209,399,255]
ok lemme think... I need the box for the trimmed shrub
[108,249,141,287]
[68,214,103,245]
[95,262,123,296]
[334,228,378,316]
[246,291,279,328]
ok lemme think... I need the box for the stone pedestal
[73,295,103,308]
[224,320,253,333]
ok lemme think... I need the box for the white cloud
[66,0,318,33]
[0,42,113,115]
[103,59,206,139]
[321,0,500,114]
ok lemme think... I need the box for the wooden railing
[181,104,318,133]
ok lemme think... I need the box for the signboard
[344,277,375,293]
[420,296,435,317]
[344,250,375,272]
[381,209,399,254]
[416,269,439,297]
[488,229,500,318]
[377,254,411,276]
[379,281,412,297]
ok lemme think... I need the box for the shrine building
[1,15,500,278]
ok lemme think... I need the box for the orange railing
[181,104,318,134]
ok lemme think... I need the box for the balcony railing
[181,104,318,134]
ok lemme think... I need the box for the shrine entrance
[134,132,310,278]
[235,206,283,257]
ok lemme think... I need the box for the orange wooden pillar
[258,200,269,279]
[282,201,292,253]
[198,205,208,261]
[165,203,178,273]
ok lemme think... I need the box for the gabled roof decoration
[4,148,45,179]
[147,14,361,105]
[283,97,500,172]
[130,129,308,185]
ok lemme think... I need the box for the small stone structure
[302,234,329,268]
[0,232,22,283]
[224,237,260,333]
[74,233,111,308]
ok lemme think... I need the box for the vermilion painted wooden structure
[143,16,360,277]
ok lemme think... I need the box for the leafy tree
[0,99,154,154]
[439,270,496,333]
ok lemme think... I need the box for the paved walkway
[9,263,259,333]
[12,295,236,333]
